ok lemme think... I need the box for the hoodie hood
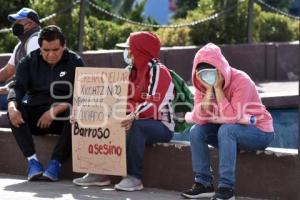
[192,43,231,91]
[129,31,160,72]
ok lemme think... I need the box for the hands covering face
[214,70,224,90]
[197,69,224,91]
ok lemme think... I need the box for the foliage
[158,0,298,46]
[31,0,79,50]
[258,12,296,42]
[110,0,135,16]
[0,33,18,53]
[0,0,298,53]
[260,0,292,13]
[84,17,121,50]
[155,27,192,47]
[104,0,156,24]
[292,20,299,40]
[173,0,198,19]
[83,17,153,50]
[183,0,262,44]
[31,0,149,50]
[0,0,30,27]
[86,0,113,21]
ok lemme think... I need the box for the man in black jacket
[7,25,84,181]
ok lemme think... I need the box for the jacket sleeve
[185,89,211,125]
[66,56,85,104]
[216,78,254,124]
[7,57,29,106]
[76,57,85,68]
[134,65,172,119]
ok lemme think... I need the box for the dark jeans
[127,119,174,179]
[0,82,7,110]
[9,104,71,163]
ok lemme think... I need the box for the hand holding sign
[121,112,136,131]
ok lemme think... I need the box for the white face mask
[123,48,132,66]
[197,69,217,86]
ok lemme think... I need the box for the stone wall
[0,43,298,82]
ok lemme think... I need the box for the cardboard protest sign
[72,67,129,176]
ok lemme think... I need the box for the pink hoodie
[185,43,274,133]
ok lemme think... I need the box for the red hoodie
[185,43,274,133]
[127,32,175,131]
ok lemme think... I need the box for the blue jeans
[127,119,174,179]
[0,82,7,110]
[189,123,274,188]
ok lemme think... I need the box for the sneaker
[114,175,144,191]
[181,182,215,199]
[73,173,111,186]
[42,160,61,181]
[211,187,235,200]
[27,159,44,181]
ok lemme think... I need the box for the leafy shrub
[83,17,154,50]
[0,0,298,53]
[155,27,192,47]
[155,0,297,45]
[258,12,297,42]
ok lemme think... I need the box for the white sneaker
[114,175,144,191]
[73,173,111,186]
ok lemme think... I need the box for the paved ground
[0,173,268,200]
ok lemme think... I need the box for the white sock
[27,154,38,161]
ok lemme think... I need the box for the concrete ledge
[261,95,299,109]
[144,142,299,200]
[0,128,298,199]
[0,128,82,179]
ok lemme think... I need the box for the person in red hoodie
[181,43,274,200]
[73,32,175,191]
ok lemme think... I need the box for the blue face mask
[123,49,132,66]
[197,69,217,86]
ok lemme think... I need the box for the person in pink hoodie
[181,43,274,200]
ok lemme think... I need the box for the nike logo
[59,71,67,77]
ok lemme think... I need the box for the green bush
[154,0,256,46]
[186,0,218,45]
[292,20,299,40]
[187,0,262,45]
[83,17,150,50]
[0,32,18,53]
[155,27,192,47]
[31,0,80,50]
[0,0,298,54]
[258,12,297,42]
[155,0,297,46]
[84,17,119,50]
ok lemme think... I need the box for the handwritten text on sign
[72,67,129,176]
